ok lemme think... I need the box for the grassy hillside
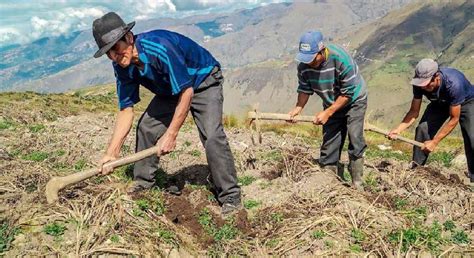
[1,89,471,256]
[345,0,474,125]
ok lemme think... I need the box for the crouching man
[389,58,474,183]
[92,12,241,215]
[288,31,368,189]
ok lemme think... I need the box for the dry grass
[1,92,473,256]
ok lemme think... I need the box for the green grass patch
[443,220,456,231]
[198,208,239,242]
[157,228,177,245]
[43,222,66,237]
[259,149,283,162]
[154,168,168,188]
[23,151,49,162]
[452,230,470,245]
[351,228,366,243]
[136,199,150,211]
[132,208,145,218]
[343,170,352,182]
[363,171,378,191]
[311,230,327,239]
[349,243,362,253]
[243,199,260,209]
[0,220,19,253]
[266,238,280,248]
[270,212,284,223]
[388,221,448,254]
[114,164,134,182]
[0,119,16,130]
[74,158,88,171]
[324,240,334,248]
[238,175,256,186]
[121,144,131,154]
[28,124,45,133]
[9,149,21,158]
[213,223,238,241]
[189,149,202,157]
[110,234,120,243]
[55,150,66,156]
[135,189,166,216]
[428,151,454,167]
[394,197,409,210]
[0,119,15,130]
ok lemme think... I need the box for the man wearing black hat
[389,58,474,183]
[92,12,241,215]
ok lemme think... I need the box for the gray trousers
[319,99,367,166]
[133,67,241,203]
[413,99,474,181]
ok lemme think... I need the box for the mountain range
[1,0,473,125]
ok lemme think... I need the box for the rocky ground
[0,92,473,256]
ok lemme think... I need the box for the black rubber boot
[349,158,364,190]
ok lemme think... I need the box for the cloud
[0,0,290,47]
[28,7,106,40]
[0,27,26,45]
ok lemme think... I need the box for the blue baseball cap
[296,31,324,64]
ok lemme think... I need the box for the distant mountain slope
[219,0,472,121]
[5,0,413,92]
[7,0,471,128]
[348,0,473,124]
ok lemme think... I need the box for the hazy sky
[0,0,290,47]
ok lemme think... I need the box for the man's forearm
[106,107,134,156]
[167,87,194,136]
[432,118,458,143]
[326,95,350,115]
[296,92,310,108]
[393,98,422,133]
[396,111,419,132]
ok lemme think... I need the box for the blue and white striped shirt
[113,29,220,110]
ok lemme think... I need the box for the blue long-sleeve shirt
[113,29,220,110]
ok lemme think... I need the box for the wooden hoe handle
[364,124,425,148]
[247,111,314,122]
[45,145,162,204]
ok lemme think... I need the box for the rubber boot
[321,162,345,180]
[349,157,364,190]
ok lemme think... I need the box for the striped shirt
[297,43,367,108]
[113,30,220,110]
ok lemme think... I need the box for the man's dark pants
[132,67,241,203]
[319,99,368,166]
[413,99,474,181]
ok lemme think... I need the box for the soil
[1,110,473,256]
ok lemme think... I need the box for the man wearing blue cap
[288,31,368,190]
[389,59,474,183]
[91,12,241,215]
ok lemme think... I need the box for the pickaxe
[247,108,424,148]
[45,145,162,204]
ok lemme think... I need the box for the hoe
[45,145,162,204]
[247,108,424,148]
